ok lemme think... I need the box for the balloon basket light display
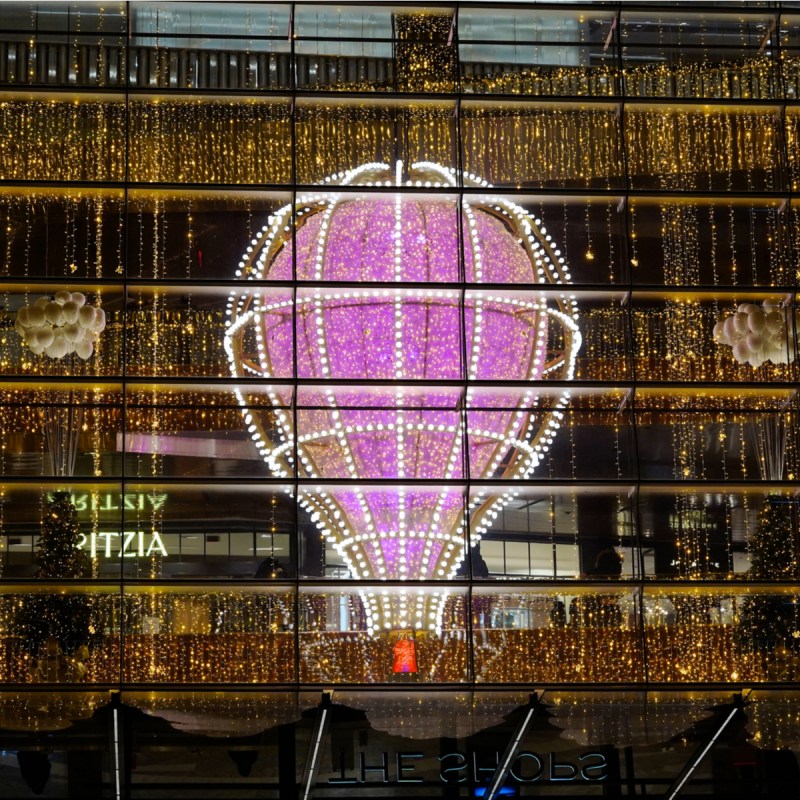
[713,298,798,482]
[225,161,580,638]
[13,289,106,477]
[10,289,106,680]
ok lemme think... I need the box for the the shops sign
[328,750,608,784]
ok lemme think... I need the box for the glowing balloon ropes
[225,162,581,635]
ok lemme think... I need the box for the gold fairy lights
[0,19,797,691]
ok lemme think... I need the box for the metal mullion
[4,82,791,105]
[128,31,289,44]
[620,42,777,53]
[776,11,795,223]
[453,6,476,688]
[616,2,652,691]
[105,576,800,591]
[4,177,796,200]
[450,83,475,687]
[89,376,800,391]
[290,1,301,693]
[0,474,779,488]
[118,0,132,704]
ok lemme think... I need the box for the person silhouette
[255,556,286,579]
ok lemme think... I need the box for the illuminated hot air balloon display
[225,161,580,635]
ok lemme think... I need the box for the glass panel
[290,189,461,282]
[298,483,467,583]
[0,97,125,181]
[295,6,457,93]
[626,105,783,192]
[468,388,635,481]
[0,4,127,89]
[0,188,125,280]
[622,12,778,99]
[638,488,798,581]
[1,584,120,683]
[299,585,469,683]
[0,286,123,376]
[644,585,800,683]
[124,286,248,379]
[471,195,628,285]
[126,189,292,280]
[628,198,790,287]
[472,586,644,683]
[2,3,127,34]
[130,3,288,38]
[464,289,585,380]
[123,384,290,479]
[469,486,637,580]
[128,690,307,737]
[294,39,394,93]
[128,97,292,184]
[635,389,799,483]
[0,383,122,478]
[117,483,295,580]
[0,483,124,580]
[122,585,296,683]
[460,8,619,97]
[293,287,464,379]
[461,101,624,189]
[294,5,394,40]
[1,34,128,90]
[127,5,291,93]
[124,690,305,800]
[631,293,800,382]
[295,100,457,184]
[297,390,464,480]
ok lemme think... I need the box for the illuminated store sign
[76,530,168,558]
[328,750,607,784]
[48,493,167,513]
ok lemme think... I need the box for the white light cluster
[15,290,106,359]
[713,299,798,367]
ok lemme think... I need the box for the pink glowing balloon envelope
[225,162,580,634]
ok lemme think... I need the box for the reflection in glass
[1,587,119,683]
[126,690,305,737]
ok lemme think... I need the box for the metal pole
[484,692,540,800]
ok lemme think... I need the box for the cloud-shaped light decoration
[15,291,106,360]
[713,300,798,367]
[225,161,581,635]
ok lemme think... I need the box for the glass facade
[0,2,799,798]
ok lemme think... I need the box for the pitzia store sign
[76,530,168,559]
